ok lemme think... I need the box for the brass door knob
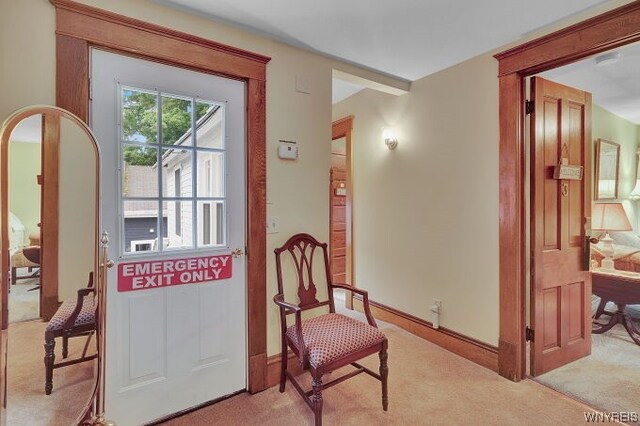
[231,248,244,258]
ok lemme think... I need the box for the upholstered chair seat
[286,313,386,369]
[46,297,96,332]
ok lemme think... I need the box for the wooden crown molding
[51,0,271,81]
[494,1,640,76]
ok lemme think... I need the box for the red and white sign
[118,254,232,292]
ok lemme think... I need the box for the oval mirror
[0,106,108,425]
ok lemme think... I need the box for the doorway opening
[522,41,640,414]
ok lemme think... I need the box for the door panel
[530,76,592,376]
[91,49,246,424]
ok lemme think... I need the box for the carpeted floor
[6,320,97,426]
[8,278,40,323]
[535,321,640,421]
[162,312,596,426]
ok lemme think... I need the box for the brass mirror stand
[0,105,113,425]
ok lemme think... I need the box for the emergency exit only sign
[117,254,232,292]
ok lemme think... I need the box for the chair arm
[273,294,308,368]
[331,283,378,328]
[61,274,96,330]
[273,294,301,313]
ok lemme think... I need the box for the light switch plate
[266,216,279,234]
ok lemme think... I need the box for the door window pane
[195,101,224,149]
[198,201,225,247]
[165,200,193,250]
[122,144,158,197]
[161,94,193,146]
[122,88,158,144]
[162,149,193,198]
[123,200,161,253]
[197,152,224,197]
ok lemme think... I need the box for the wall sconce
[382,128,398,150]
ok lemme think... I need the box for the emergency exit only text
[117,255,232,292]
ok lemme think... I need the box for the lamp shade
[592,203,632,231]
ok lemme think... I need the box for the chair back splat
[274,233,335,313]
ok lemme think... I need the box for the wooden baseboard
[266,351,306,389]
[353,295,498,372]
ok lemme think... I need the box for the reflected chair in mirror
[44,272,97,394]
[273,233,389,426]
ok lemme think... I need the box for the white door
[91,49,247,424]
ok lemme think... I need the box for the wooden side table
[592,270,640,345]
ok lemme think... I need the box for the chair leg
[11,267,16,285]
[312,375,323,426]
[62,334,69,359]
[279,343,288,393]
[379,342,389,411]
[44,336,55,395]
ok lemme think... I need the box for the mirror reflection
[595,138,620,200]
[5,112,98,425]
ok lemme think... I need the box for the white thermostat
[278,140,298,160]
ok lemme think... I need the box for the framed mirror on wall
[595,138,620,200]
[0,106,111,426]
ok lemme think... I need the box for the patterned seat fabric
[46,296,96,332]
[286,313,386,368]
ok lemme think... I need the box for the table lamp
[592,203,632,271]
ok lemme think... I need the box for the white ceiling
[542,42,640,124]
[159,0,609,81]
[332,79,365,104]
[10,115,41,143]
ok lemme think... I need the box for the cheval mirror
[0,106,111,425]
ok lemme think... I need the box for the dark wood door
[330,167,347,283]
[530,76,592,376]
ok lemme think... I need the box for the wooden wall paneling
[40,114,61,320]
[53,0,270,394]
[494,1,640,381]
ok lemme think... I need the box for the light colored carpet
[7,320,96,426]
[163,312,595,426]
[8,278,40,323]
[535,321,640,421]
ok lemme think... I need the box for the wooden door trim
[40,114,60,320]
[331,116,354,308]
[52,0,271,394]
[494,1,640,381]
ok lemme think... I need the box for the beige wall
[8,141,41,241]
[333,53,500,345]
[0,0,403,356]
[592,104,640,229]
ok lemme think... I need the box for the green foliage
[122,89,212,166]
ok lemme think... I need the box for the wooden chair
[273,233,388,425]
[44,272,97,394]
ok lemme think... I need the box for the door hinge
[525,100,534,115]
[526,327,535,342]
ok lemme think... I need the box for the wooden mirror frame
[594,138,620,200]
[0,105,109,425]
